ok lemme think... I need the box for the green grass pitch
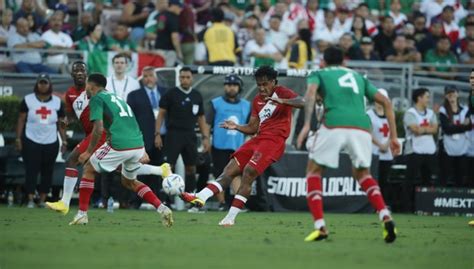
[1,207,473,269]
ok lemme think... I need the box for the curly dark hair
[254,65,278,82]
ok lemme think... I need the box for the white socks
[136,164,162,176]
[196,182,223,202]
[61,175,78,207]
[379,208,391,221]
[314,219,326,229]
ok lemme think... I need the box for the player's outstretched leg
[46,149,81,215]
[136,163,172,178]
[121,177,173,227]
[180,158,241,208]
[218,164,258,226]
[355,169,396,243]
[304,161,328,242]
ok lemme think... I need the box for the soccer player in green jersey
[299,47,400,243]
[69,73,173,227]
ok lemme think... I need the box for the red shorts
[76,132,107,154]
[231,135,286,175]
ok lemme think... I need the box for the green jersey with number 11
[307,66,378,131]
[89,90,144,150]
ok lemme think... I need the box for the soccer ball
[162,174,185,195]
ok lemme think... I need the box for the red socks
[79,178,94,211]
[231,195,247,209]
[207,182,222,195]
[137,184,162,208]
[359,176,386,212]
[306,175,324,221]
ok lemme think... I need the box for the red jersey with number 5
[64,86,93,134]
[251,85,298,138]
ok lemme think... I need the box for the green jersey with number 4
[89,90,144,150]
[307,66,378,131]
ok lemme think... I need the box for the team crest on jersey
[192,104,199,115]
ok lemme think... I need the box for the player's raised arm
[220,115,260,135]
[265,95,305,108]
[373,92,400,156]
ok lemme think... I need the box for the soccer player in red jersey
[46,61,170,214]
[181,66,304,226]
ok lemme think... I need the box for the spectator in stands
[191,0,212,28]
[460,40,474,64]
[373,16,396,60]
[244,27,282,68]
[154,0,182,67]
[417,20,444,56]
[266,15,289,55]
[438,86,471,186]
[276,0,306,37]
[424,36,458,79]
[350,15,369,47]
[108,22,137,52]
[8,18,57,74]
[334,7,352,33]
[76,24,109,52]
[287,26,313,69]
[15,73,67,208]
[460,22,474,53]
[355,36,380,61]
[354,3,378,36]
[413,12,429,45]
[439,5,460,46]
[314,9,344,45]
[419,0,467,25]
[41,12,73,70]
[204,8,240,66]
[367,89,393,201]
[207,74,250,210]
[467,71,474,186]
[0,9,15,48]
[237,13,260,53]
[127,66,167,205]
[339,33,361,60]
[385,34,422,63]
[179,2,196,65]
[71,12,94,42]
[154,67,210,194]
[404,88,438,186]
[388,0,407,33]
[144,0,169,48]
[13,0,44,33]
[120,0,155,42]
[304,0,324,33]
[105,53,140,100]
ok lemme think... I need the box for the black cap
[444,85,458,94]
[37,73,51,83]
[169,0,183,7]
[224,74,243,88]
[361,36,373,44]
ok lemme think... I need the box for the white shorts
[89,142,145,179]
[308,125,372,169]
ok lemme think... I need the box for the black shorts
[163,130,197,166]
[211,147,234,177]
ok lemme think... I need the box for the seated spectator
[120,0,155,42]
[314,9,344,45]
[354,36,380,61]
[41,12,73,69]
[266,15,289,54]
[13,0,45,33]
[413,12,429,45]
[237,13,260,51]
[388,0,407,33]
[350,15,369,47]
[304,0,324,33]
[287,27,313,69]
[244,27,282,68]
[460,40,474,64]
[373,16,396,59]
[354,3,378,36]
[424,36,458,78]
[0,9,15,48]
[417,20,444,56]
[440,5,460,46]
[108,23,137,52]
[76,24,109,52]
[7,18,57,74]
[385,34,421,63]
[338,33,362,60]
[334,7,352,33]
[71,12,94,42]
[41,4,73,35]
[460,22,474,53]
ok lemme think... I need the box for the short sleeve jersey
[159,87,204,132]
[89,90,144,150]
[307,66,378,131]
[251,85,298,138]
[64,86,93,134]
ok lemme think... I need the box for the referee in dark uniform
[154,67,210,193]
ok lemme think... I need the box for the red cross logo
[420,119,430,127]
[379,123,389,137]
[36,106,51,120]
